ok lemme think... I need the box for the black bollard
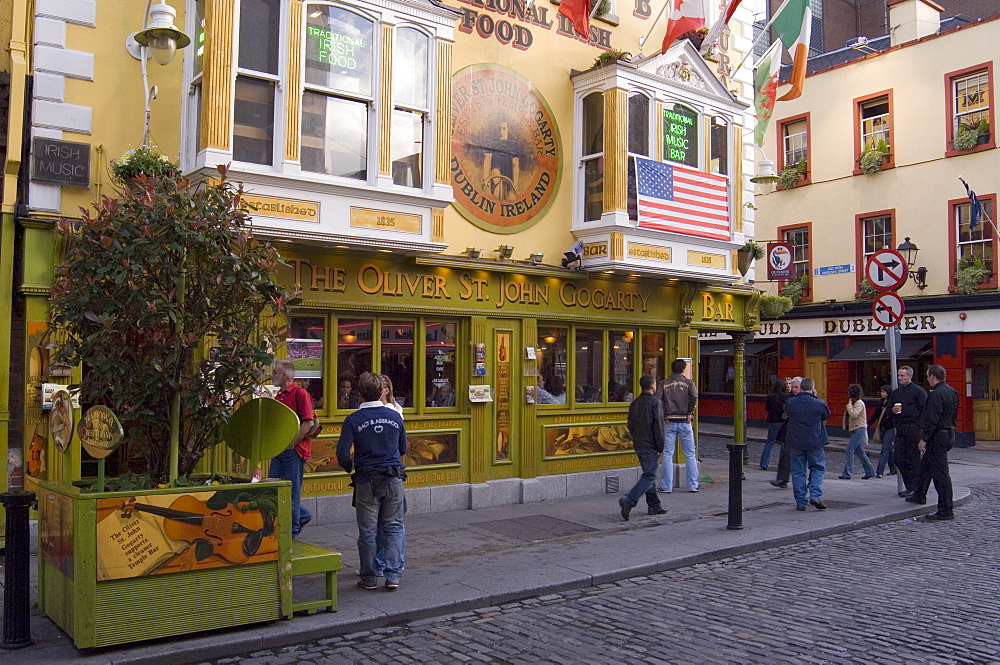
[1,491,36,649]
[726,443,745,530]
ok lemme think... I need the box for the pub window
[641,332,665,384]
[337,318,374,409]
[608,331,635,402]
[575,328,605,403]
[663,103,698,168]
[697,344,775,396]
[537,327,568,405]
[391,27,430,188]
[951,69,990,145]
[582,92,604,222]
[233,0,281,165]
[859,95,890,152]
[627,92,650,157]
[781,118,807,170]
[286,316,325,411]
[381,320,415,408]
[861,213,893,268]
[302,5,375,179]
[426,321,457,408]
[783,225,811,300]
[955,198,996,287]
[709,116,728,175]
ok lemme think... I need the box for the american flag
[633,156,731,241]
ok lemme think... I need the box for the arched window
[582,92,604,222]
[663,103,698,168]
[627,93,649,157]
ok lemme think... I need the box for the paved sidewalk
[5,443,1000,665]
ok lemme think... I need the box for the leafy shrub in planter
[858,278,879,300]
[860,139,889,174]
[954,257,991,294]
[778,160,806,189]
[760,294,794,319]
[742,240,765,260]
[780,278,807,304]
[51,156,297,483]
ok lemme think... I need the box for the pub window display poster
[94,487,279,581]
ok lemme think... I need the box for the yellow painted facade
[5,0,768,506]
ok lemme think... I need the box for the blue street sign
[812,264,856,276]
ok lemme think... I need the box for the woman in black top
[760,379,788,470]
[870,384,897,477]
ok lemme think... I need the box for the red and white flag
[558,0,591,38]
[661,0,709,53]
[700,0,743,55]
[634,156,731,241]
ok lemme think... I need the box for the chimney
[888,0,943,46]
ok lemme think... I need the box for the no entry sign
[872,292,905,327]
[865,249,907,292]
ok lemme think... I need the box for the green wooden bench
[288,541,342,617]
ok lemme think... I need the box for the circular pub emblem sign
[77,406,124,460]
[451,64,561,234]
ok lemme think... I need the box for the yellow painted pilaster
[733,137,743,233]
[520,318,538,478]
[435,39,453,185]
[610,232,624,261]
[432,208,445,243]
[379,23,393,177]
[202,0,236,151]
[655,101,664,162]
[284,0,304,163]
[603,88,628,214]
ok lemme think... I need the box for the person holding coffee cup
[887,366,927,498]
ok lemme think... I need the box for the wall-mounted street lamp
[495,245,514,260]
[125,1,191,145]
[528,252,544,264]
[465,247,481,259]
[749,159,781,185]
[896,236,928,289]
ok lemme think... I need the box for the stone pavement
[4,428,1000,665]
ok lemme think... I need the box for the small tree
[51,153,296,484]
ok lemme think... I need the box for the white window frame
[859,96,890,151]
[953,70,990,135]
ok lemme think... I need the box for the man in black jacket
[619,375,666,521]
[907,364,959,521]
[889,366,928,497]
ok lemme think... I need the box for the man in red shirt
[270,359,314,537]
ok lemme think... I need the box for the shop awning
[830,338,932,362]
[700,342,777,357]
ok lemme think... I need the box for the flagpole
[639,0,672,52]
[730,0,800,78]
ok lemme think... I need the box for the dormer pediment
[635,40,741,107]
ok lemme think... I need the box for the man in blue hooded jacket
[784,377,831,511]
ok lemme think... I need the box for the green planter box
[37,480,293,648]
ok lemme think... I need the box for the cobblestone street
[205,484,1000,665]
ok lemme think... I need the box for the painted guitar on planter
[118,494,267,564]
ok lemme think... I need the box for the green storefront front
[273,247,756,512]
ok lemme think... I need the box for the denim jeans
[624,446,663,511]
[375,498,406,574]
[355,473,405,586]
[843,428,875,478]
[790,447,825,507]
[660,421,699,491]
[876,428,897,475]
[269,448,311,537]
[760,422,783,468]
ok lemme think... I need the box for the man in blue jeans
[785,377,831,511]
[268,360,314,538]
[619,375,666,520]
[657,358,700,493]
[337,372,408,591]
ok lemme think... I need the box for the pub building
[10,0,761,520]
[698,299,997,448]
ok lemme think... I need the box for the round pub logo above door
[451,65,561,234]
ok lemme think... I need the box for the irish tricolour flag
[771,0,811,101]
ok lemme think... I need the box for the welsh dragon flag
[753,41,783,147]
[771,0,812,101]
[661,0,708,54]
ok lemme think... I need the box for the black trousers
[775,438,791,483]
[912,433,954,516]
[894,423,922,491]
